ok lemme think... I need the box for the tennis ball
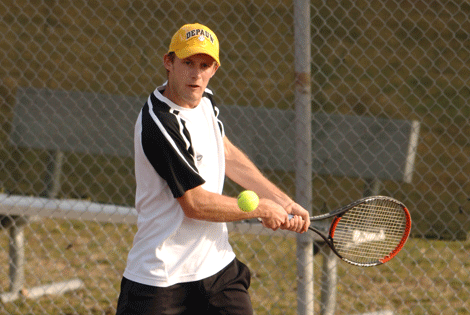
[237,190,259,212]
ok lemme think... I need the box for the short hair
[167,52,176,63]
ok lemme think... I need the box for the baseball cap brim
[173,46,220,66]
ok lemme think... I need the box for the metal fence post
[294,0,313,314]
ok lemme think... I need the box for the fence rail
[0,0,469,314]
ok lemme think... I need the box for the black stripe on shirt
[140,95,205,198]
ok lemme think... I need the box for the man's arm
[177,185,289,231]
[223,136,310,233]
[177,137,310,232]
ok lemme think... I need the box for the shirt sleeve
[139,94,205,198]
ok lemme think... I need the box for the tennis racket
[291,195,411,267]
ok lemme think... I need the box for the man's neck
[161,85,200,109]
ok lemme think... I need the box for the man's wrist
[284,201,295,212]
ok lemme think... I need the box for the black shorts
[115,258,253,315]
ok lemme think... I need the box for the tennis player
[115,23,310,315]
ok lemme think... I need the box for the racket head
[328,196,411,267]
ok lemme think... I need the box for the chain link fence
[0,0,469,314]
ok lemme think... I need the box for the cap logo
[186,29,215,44]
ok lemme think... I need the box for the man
[116,23,311,315]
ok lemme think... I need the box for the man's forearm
[224,137,294,208]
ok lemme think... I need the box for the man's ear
[211,64,219,77]
[163,53,173,72]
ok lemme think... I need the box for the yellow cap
[168,23,220,66]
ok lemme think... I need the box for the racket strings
[332,199,407,264]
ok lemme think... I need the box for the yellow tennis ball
[237,190,259,212]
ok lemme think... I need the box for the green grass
[1,221,470,314]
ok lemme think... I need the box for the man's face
[164,53,218,109]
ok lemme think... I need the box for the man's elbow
[176,186,207,220]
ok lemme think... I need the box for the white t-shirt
[123,84,235,287]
